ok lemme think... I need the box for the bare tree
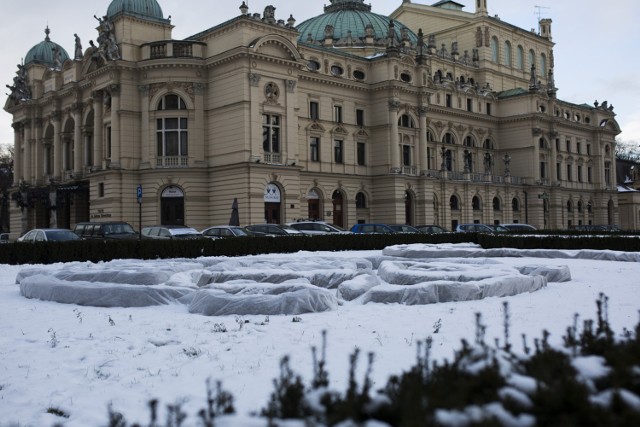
[615,139,640,162]
[0,144,14,232]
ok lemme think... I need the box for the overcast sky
[2,0,639,149]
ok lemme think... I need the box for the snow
[0,243,639,426]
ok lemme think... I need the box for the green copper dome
[296,0,418,45]
[107,0,165,21]
[24,27,70,67]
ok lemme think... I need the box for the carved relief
[248,73,261,87]
[264,82,280,104]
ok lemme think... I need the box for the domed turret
[24,27,70,67]
[296,0,418,46]
[106,0,166,21]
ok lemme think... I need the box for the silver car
[286,221,350,235]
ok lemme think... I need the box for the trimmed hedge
[1,232,639,265]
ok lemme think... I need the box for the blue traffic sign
[137,185,142,203]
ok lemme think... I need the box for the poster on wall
[264,183,281,202]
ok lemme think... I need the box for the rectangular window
[466,98,473,112]
[98,182,105,198]
[556,163,562,180]
[604,162,611,186]
[402,145,411,166]
[540,161,546,179]
[577,142,581,154]
[333,105,343,123]
[566,140,571,153]
[587,144,591,155]
[578,165,583,182]
[555,138,560,151]
[309,101,319,120]
[157,117,188,157]
[106,126,112,159]
[486,102,492,116]
[357,142,366,166]
[310,137,320,162]
[446,94,452,108]
[262,114,280,153]
[356,109,365,126]
[334,139,343,163]
[567,164,572,182]
[588,166,593,183]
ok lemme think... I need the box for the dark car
[388,224,421,233]
[286,220,350,235]
[416,224,448,233]
[201,225,253,238]
[141,225,204,240]
[456,224,508,233]
[501,223,537,232]
[74,221,139,240]
[350,223,396,234]
[0,233,9,243]
[17,228,80,243]
[245,224,304,237]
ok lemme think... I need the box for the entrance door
[264,183,282,224]
[332,191,344,228]
[404,191,413,225]
[161,186,185,225]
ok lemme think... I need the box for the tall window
[356,192,367,208]
[493,197,501,211]
[503,41,512,67]
[357,142,366,166]
[399,114,415,128]
[528,49,536,71]
[540,54,547,76]
[356,109,365,126]
[567,164,573,182]
[309,101,319,120]
[334,139,344,163]
[262,114,280,154]
[588,166,593,183]
[491,37,499,62]
[540,161,546,179]
[516,45,524,70]
[604,162,611,186]
[402,145,411,166]
[446,94,452,108]
[466,98,473,112]
[556,162,562,180]
[156,94,189,167]
[577,164,583,182]
[486,102,492,116]
[310,137,320,162]
[334,105,343,123]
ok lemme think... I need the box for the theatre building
[4,0,623,237]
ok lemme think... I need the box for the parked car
[416,224,448,233]
[17,228,81,243]
[74,221,139,240]
[501,223,537,232]
[350,223,396,234]
[0,233,9,243]
[141,225,204,240]
[245,224,305,237]
[456,224,508,233]
[286,220,350,235]
[201,225,253,239]
[388,224,421,233]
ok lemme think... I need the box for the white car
[286,221,350,235]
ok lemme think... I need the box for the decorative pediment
[332,125,348,135]
[251,35,302,62]
[306,122,326,133]
[354,128,369,138]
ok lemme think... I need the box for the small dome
[296,0,418,45]
[107,0,165,21]
[24,27,70,67]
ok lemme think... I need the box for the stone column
[12,123,22,183]
[33,119,43,183]
[73,103,83,175]
[418,106,427,173]
[138,85,150,168]
[92,91,104,169]
[52,111,62,179]
[23,120,32,184]
[389,100,400,172]
[109,85,121,168]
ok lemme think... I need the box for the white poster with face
[264,183,281,202]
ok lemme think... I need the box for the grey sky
[2,0,639,149]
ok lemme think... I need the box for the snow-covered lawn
[1,243,639,426]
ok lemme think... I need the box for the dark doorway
[161,186,184,225]
[405,191,413,225]
[332,191,344,228]
[265,203,280,224]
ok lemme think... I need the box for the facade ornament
[503,154,511,177]
[239,1,249,15]
[52,46,64,71]
[324,25,334,40]
[6,63,31,103]
[463,149,472,173]
[286,80,296,93]
[194,83,206,95]
[248,73,261,87]
[484,152,493,174]
[262,5,276,25]
[388,100,401,111]
[529,63,538,91]
[138,85,149,96]
[74,34,83,60]
[418,106,428,116]
[94,15,120,62]
[264,82,280,103]
[475,27,483,47]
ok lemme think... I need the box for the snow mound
[361,274,546,305]
[187,284,338,315]
[20,275,192,307]
[516,265,571,282]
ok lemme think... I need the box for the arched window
[355,192,367,209]
[577,200,583,213]
[443,133,456,144]
[491,36,499,62]
[464,136,476,147]
[539,138,547,149]
[472,196,481,211]
[483,139,494,150]
[528,49,536,71]
[156,94,189,166]
[398,114,415,128]
[512,198,520,211]
[493,197,501,211]
[503,41,512,67]
[516,45,524,70]
[540,53,547,77]
[450,195,460,210]
[567,200,573,213]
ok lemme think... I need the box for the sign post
[137,185,142,240]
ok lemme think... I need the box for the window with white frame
[262,114,281,156]
[156,94,189,167]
